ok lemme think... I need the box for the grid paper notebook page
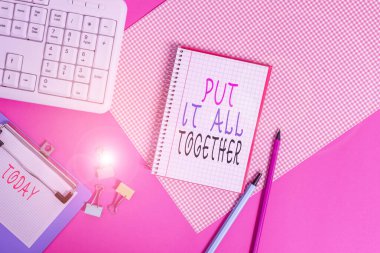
[0,126,74,247]
[152,48,270,192]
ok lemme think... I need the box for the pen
[251,130,281,253]
[206,172,262,253]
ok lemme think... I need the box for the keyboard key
[82,16,99,34]
[19,73,36,91]
[94,36,114,70]
[41,60,58,78]
[6,54,23,71]
[61,46,78,64]
[30,7,47,24]
[50,10,67,28]
[72,82,89,100]
[73,0,85,7]
[88,69,108,103]
[0,18,11,36]
[44,44,61,61]
[47,27,64,44]
[66,13,83,31]
[33,0,49,5]
[99,19,116,36]
[14,4,31,22]
[2,70,20,88]
[58,63,75,80]
[0,2,14,19]
[77,49,94,67]
[39,77,72,97]
[63,30,80,47]
[0,69,3,84]
[80,33,97,50]
[86,2,99,9]
[74,66,91,83]
[27,23,44,41]
[11,20,28,38]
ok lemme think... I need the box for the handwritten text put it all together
[177,77,244,165]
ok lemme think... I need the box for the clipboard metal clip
[0,124,76,204]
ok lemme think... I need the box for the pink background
[1,0,379,252]
[1,100,379,253]
[124,0,165,29]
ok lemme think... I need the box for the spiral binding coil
[152,49,184,174]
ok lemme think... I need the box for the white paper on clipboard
[0,125,76,248]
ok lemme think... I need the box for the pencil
[206,172,262,253]
[251,130,281,253]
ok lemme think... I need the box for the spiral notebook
[152,48,271,193]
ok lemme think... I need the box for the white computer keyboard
[0,0,127,113]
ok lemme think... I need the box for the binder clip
[108,182,135,214]
[84,184,104,218]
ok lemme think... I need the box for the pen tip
[252,172,262,186]
[276,130,281,140]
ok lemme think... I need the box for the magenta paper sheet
[111,0,379,232]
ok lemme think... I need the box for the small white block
[97,166,115,179]
[40,141,55,157]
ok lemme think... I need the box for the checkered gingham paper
[111,0,379,232]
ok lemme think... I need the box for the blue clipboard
[0,113,91,253]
